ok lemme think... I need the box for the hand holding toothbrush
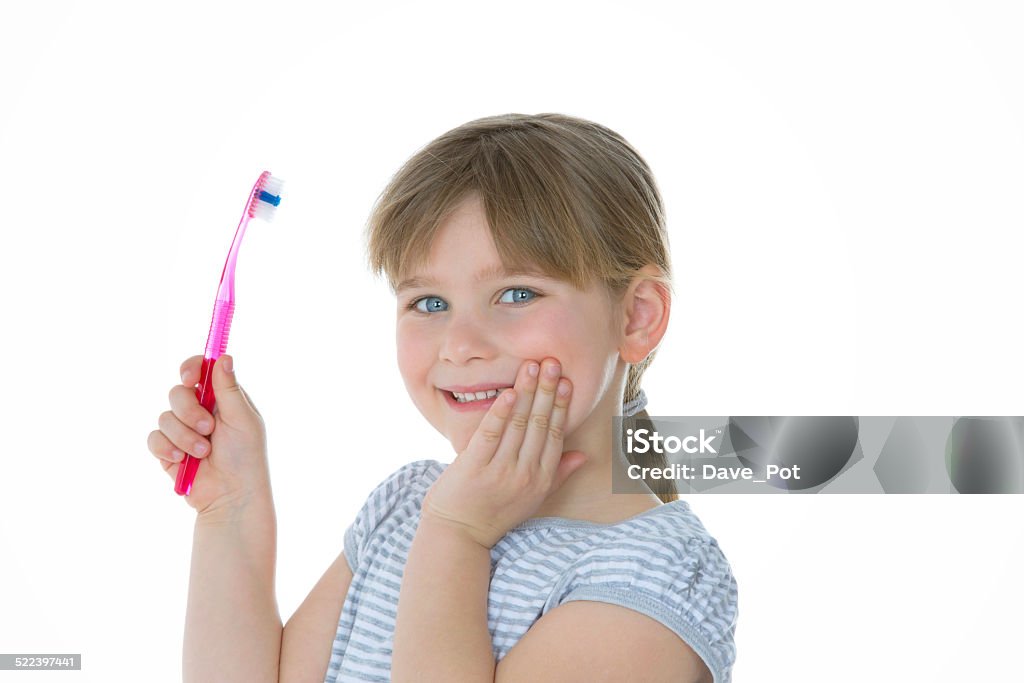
[148,354,271,515]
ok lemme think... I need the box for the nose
[439,311,495,365]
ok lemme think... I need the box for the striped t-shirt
[325,460,739,683]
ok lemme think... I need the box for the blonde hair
[363,113,678,502]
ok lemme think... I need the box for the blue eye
[406,287,539,314]
[498,287,538,304]
[411,296,448,313]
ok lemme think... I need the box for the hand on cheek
[422,357,587,548]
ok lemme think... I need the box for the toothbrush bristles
[251,173,284,221]
[262,174,284,199]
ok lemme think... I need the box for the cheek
[395,326,444,426]
[396,324,433,385]
[496,307,579,363]
[499,307,606,408]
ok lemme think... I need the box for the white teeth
[452,388,510,403]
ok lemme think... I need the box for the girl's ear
[618,265,671,364]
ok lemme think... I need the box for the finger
[179,355,206,387]
[490,359,539,468]
[210,354,254,424]
[517,358,561,472]
[538,377,572,480]
[147,428,186,475]
[168,384,215,436]
[459,378,520,466]
[157,410,211,461]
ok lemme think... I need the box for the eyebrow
[395,264,547,293]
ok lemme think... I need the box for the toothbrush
[174,171,283,496]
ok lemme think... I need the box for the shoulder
[359,459,445,510]
[371,458,445,496]
[343,460,446,569]
[549,503,739,681]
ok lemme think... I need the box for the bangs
[365,113,667,301]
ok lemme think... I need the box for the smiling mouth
[449,387,513,403]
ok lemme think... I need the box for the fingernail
[194,442,208,455]
[558,380,570,396]
[528,363,539,378]
[197,420,211,434]
[171,450,184,462]
[221,356,233,373]
[546,363,561,378]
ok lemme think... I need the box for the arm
[495,600,714,683]
[391,515,495,682]
[279,549,354,682]
[184,491,282,683]
[388,358,585,681]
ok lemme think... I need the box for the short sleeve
[558,533,739,683]
[342,459,442,573]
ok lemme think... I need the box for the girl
[149,113,738,682]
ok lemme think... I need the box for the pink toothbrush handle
[175,299,235,496]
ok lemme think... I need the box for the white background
[1,1,1022,681]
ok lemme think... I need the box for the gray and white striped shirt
[326,460,738,683]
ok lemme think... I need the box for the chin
[449,437,470,456]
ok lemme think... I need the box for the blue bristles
[251,173,284,221]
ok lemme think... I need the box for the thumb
[550,451,588,493]
[211,355,257,421]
